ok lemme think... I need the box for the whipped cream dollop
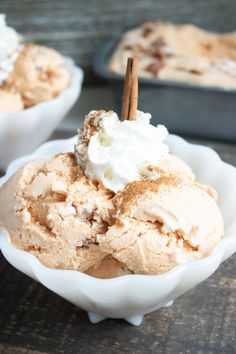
[75,110,169,192]
[0,14,22,84]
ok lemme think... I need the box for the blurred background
[2,0,236,85]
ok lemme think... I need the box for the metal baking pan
[93,35,236,142]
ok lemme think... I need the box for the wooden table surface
[0,122,236,353]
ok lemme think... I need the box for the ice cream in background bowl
[0,14,83,170]
[0,57,236,325]
[0,14,70,112]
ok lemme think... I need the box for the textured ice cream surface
[7,43,70,107]
[0,14,22,85]
[0,86,23,112]
[0,153,115,271]
[98,176,223,275]
[109,21,236,89]
[75,110,169,192]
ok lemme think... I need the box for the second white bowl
[0,57,83,171]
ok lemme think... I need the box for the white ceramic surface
[0,135,236,326]
[0,58,83,170]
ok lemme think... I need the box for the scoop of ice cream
[98,176,223,274]
[75,110,169,192]
[7,43,70,107]
[0,86,23,112]
[0,14,22,85]
[0,153,115,271]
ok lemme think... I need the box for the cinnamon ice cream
[7,44,70,108]
[109,21,236,89]
[0,14,70,112]
[0,109,224,277]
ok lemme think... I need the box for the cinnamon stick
[120,57,138,121]
[121,58,133,121]
[129,57,138,120]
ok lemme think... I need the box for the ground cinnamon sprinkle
[116,176,181,214]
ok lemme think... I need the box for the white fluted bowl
[0,58,83,171]
[0,135,236,326]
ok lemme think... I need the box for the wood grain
[1,0,236,83]
[0,130,236,354]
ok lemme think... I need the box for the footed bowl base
[87,312,144,326]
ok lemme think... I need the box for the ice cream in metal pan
[109,21,236,89]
